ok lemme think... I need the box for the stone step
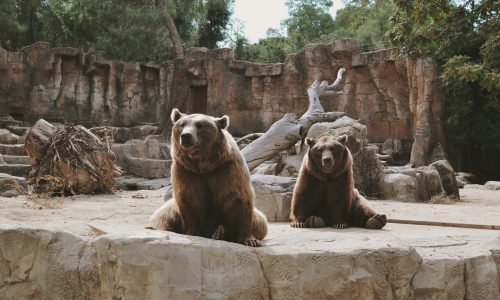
[6,126,30,136]
[2,155,30,165]
[377,153,391,161]
[0,119,22,128]
[0,164,31,177]
[0,144,26,155]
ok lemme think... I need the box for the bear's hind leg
[366,214,387,229]
[148,199,184,233]
[349,192,387,229]
[252,208,269,240]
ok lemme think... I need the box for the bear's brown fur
[290,134,386,229]
[149,109,268,246]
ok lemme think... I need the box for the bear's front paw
[242,239,261,247]
[366,214,387,229]
[332,223,349,229]
[290,216,326,228]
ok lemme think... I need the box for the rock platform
[0,187,499,299]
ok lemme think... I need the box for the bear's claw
[366,214,387,229]
[242,239,261,247]
[211,224,225,240]
[290,216,326,228]
[332,223,349,229]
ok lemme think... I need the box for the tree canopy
[390,0,499,179]
[0,0,234,61]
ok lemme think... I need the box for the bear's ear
[306,137,316,147]
[171,108,185,123]
[215,115,229,130]
[337,134,348,145]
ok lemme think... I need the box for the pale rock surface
[0,187,499,299]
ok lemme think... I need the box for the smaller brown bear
[290,134,386,229]
[149,109,268,247]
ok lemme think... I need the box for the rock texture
[0,42,166,127]
[1,40,445,166]
[1,188,500,299]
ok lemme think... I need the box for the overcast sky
[233,0,345,43]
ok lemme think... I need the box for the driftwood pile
[25,120,122,196]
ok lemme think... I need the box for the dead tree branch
[242,68,347,171]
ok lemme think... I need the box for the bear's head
[170,108,229,152]
[306,134,350,174]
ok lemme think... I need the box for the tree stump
[25,119,122,195]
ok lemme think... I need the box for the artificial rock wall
[0,39,444,161]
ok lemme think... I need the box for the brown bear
[149,108,268,247]
[290,134,386,229]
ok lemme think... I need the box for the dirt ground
[0,186,499,259]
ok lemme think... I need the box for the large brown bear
[290,134,386,229]
[149,109,268,247]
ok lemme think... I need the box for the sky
[233,0,345,43]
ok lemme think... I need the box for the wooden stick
[387,218,500,230]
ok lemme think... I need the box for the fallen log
[388,218,500,230]
[242,68,347,171]
[25,119,122,196]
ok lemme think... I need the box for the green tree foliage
[0,1,23,49]
[233,0,396,62]
[329,0,396,50]
[390,0,500,179]
[283,0,335,49]
[197,0,233,48]
[0,0,233,61]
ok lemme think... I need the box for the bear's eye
[333,147,342,155]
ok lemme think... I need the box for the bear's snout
[321,151,334,170]
[180,132,195,147]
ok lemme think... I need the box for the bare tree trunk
[164,14,184,59]
[242,68,347,171]
[157,0,185,139]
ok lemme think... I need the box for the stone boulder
[484,181,500,191]
[251,161,278,176]
[111,126,159,143]
[308,116,367,157]
[112,139,170,178]
[380,172,418,202]
[429,160,460,198]
[252,174,295,222]
[455,172,475,188]
[379,161,460,202]
[0,129,20,144]
[415,167,445,201]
